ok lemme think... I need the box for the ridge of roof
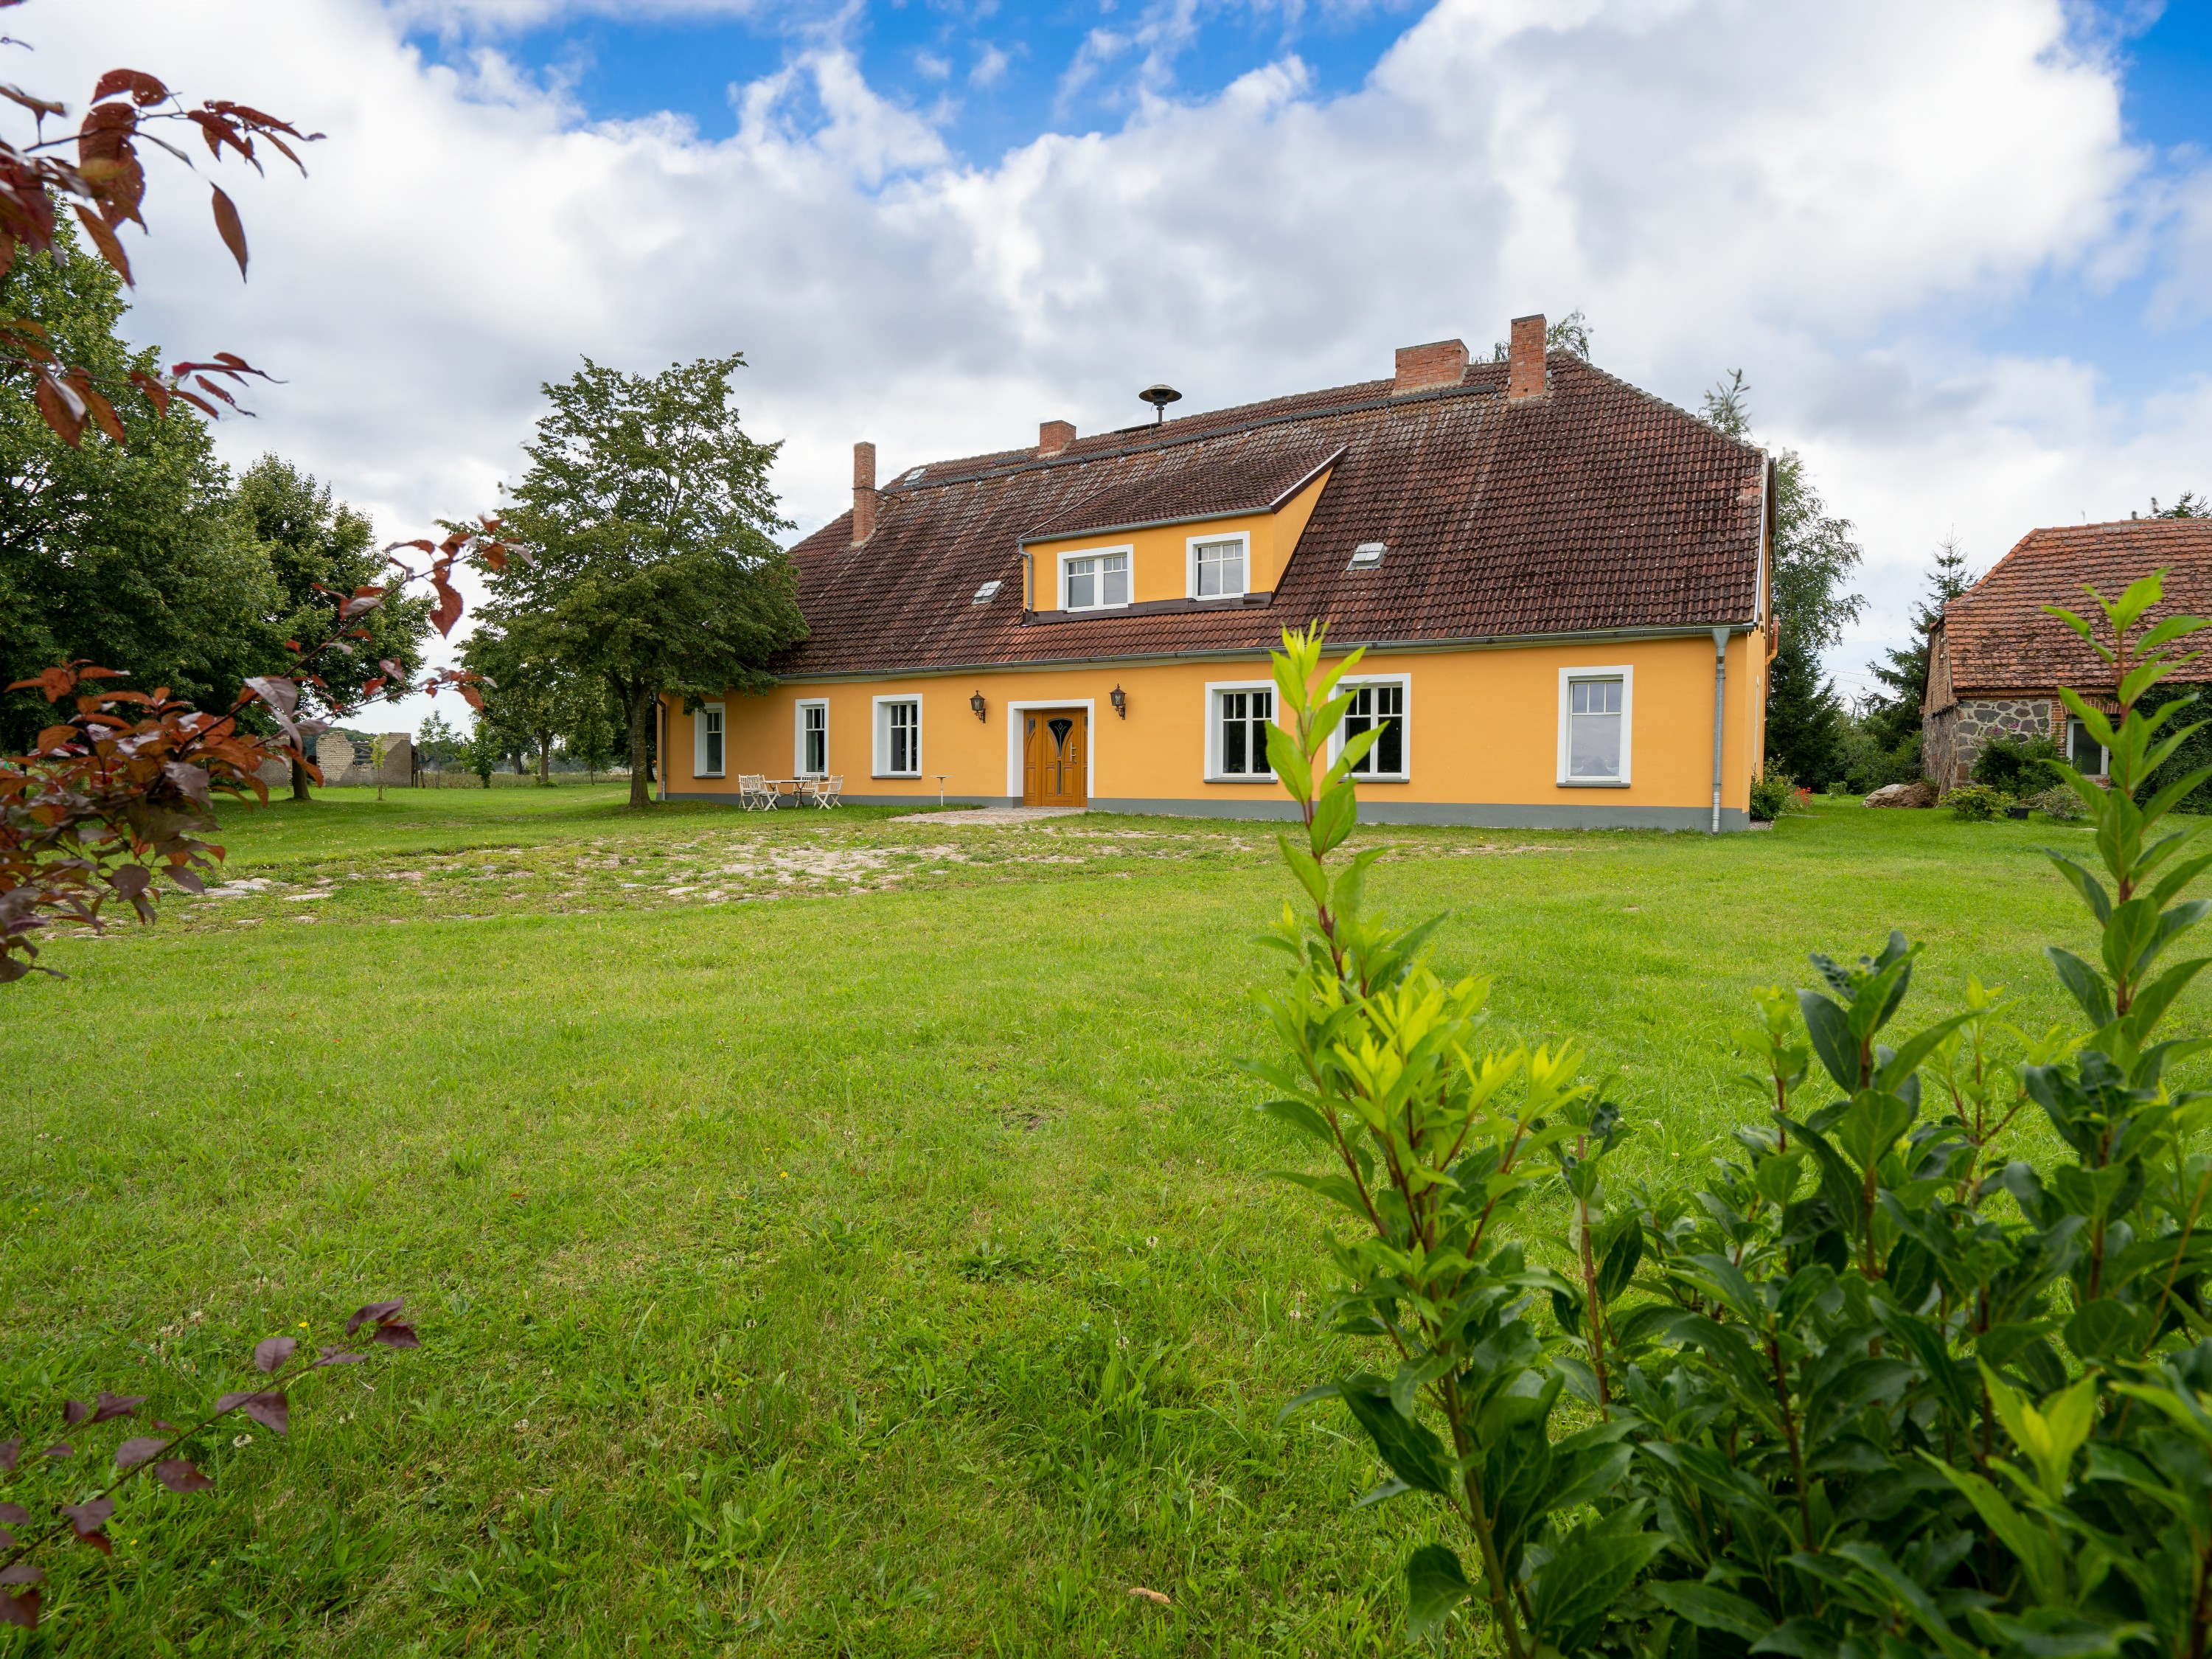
[886,369,1495,495]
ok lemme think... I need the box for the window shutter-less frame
[694,702,726,777]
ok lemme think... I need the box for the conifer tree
[1862,533,1973,756]
[1763,630,1845,787]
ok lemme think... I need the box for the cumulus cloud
[20,0,2212,723]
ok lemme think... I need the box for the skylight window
[972,579,1004,605]
[1349,543,1386,570]
[899,466,928,484]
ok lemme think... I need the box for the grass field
[0,786,2163,1655]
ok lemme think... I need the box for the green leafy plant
[1945,781,2013,821]
[1259,571,2212,1655]
[1253,627,1661,1657]
[1750,771,1796,822]
[1973,732,2065,796]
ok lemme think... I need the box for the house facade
[667,316,1776,830]
[1923,520,2212,787]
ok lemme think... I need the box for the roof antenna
[1139,383,1181,426]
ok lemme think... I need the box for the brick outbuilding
[1923,520,2212,785]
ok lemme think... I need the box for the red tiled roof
[1934,520,2212,703]
[776,354,1767,678]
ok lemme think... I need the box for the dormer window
[1062,549,1130,611]
[1191,532,1249,599]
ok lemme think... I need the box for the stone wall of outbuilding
[1923,697,2056,787]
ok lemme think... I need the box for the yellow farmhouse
[664,315,1776,830]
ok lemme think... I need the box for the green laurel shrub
[1749,772,1796,823]
[1973,733,2065,796]
[1944,782,2014,821]
[1256,575,2212,1658]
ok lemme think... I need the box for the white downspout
[1710,628,1728,834]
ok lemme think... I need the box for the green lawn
[0,789,2152,1654]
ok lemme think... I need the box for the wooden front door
[1022,709,1088,807]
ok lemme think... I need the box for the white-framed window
[1557,666,1632,785]
[873,695,922,777]
[795,700,827,777]
[1189,531,1249,599]
[1335,678,1408,779]
[2067,717,2109,777]
[1206,680,1276,780]
[693,700,725,778]
[1060,546,1131,611]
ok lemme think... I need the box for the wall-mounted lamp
[1110,684,1127,720]
[970,690,987,722]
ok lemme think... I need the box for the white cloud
[18,0,2212,734]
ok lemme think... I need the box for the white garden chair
[738,773,775,811]
[809,774,844,809]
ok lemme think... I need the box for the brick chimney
[1507,314,1547,401]
[852,441,877,544]
[1038,419,1075,457]
[1393,338,1468,396]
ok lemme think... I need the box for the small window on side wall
[695,701,726,778]
[2068,717,2108,777]
[1558,669,1630,785]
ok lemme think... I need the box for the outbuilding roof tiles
[1935,520,2212,704]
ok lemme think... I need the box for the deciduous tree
[0,220,274,748]
[482,355,806,807]
[1700,370,1865,655]
[237,456,431,800]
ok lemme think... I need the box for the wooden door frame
[1004,698,1096,803]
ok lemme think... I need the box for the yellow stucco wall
[667,629,1769,829]
[1025,469,1332,610]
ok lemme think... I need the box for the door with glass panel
[1022,709,1088,807]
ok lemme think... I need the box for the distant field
[0,787,2152,1654]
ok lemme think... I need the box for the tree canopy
[2138,491,2206,519]
[1700,370,1865,655]
[0,226,276,748]
[1700,372,1865,785]
[237,455,432,798]
[480,355,807,807]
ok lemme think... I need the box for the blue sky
[417,1,2208,163]
[411,2,1434,160]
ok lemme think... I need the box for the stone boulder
[1864,780,1937,809]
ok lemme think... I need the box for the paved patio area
[886,807,1089,826]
